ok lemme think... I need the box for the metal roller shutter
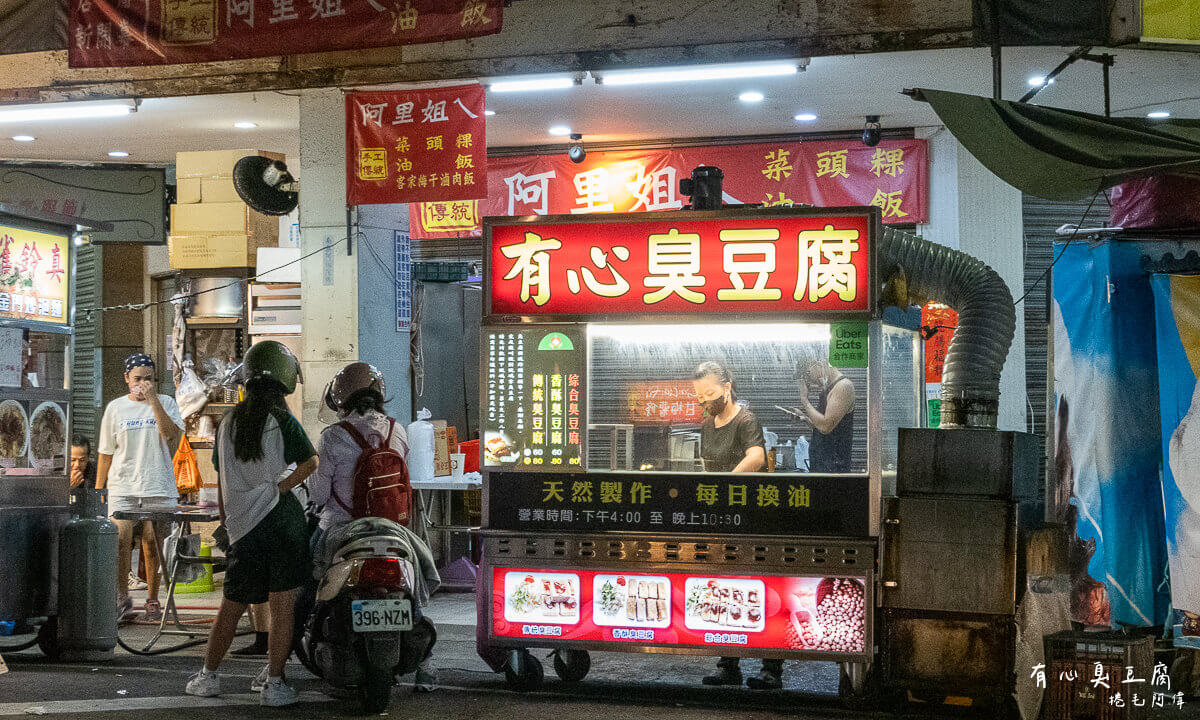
[71,244,100,443]
[1020,193,1109,495]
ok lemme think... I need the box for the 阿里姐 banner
[69,0,502,68]
[412,139,926,238]
[347,84,487,205]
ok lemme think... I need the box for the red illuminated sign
[490,567,868,657]
[488,213,874,317]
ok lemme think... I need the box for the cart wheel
[552,649,591,683]
[504,649,544,692]
[36,617,60,660]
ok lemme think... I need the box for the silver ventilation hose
[879,227,1015,429]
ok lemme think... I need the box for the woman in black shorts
[185,341,317,707]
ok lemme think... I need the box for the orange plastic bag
[174,435,202,495]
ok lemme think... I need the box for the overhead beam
[0,0,975,102]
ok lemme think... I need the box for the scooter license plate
[350,599,413,632]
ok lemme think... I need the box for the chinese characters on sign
[491,568,870,658]
[489,215,873,316]
[0,226,70,326]
[921,302,957,427]
[484,328,586,472]
[69,0,502,68]
[1032,662,1185,712]
[409,140,927,239]
[347,85,487,205]
[626,381,701,424]
[488,472,871,537]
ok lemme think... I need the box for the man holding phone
[96,353,184,622]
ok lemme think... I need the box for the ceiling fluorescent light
[489,77,577,92]
[596,62,800,87]
[0,100,136,124]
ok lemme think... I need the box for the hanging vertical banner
[69,0,503,69]
[409,139,928,238]
[1151,273,1200,649]
[921,302,957,427]
[347,84,487,206]
[1052,240,1169,629]
[395,230,412,331]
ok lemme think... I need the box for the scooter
[295,517,437,713]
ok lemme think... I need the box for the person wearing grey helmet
[307,362,437,692]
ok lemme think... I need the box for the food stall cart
[0,204,110,648]
[478,205,928,693]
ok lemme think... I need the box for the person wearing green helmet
[186,340,317,707]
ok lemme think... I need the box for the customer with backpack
[185,341,316,707]
[307,361,437,692]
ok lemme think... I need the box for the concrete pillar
[918,127,1028,432]
[356,204,413,424]
[298,88,358,435]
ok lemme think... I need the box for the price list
[484,327,585,472]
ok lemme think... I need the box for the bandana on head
[124,353,155,373]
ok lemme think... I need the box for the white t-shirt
[215,407,315,543]
[98,394,184,499]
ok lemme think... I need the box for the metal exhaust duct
[878,227,1015,429]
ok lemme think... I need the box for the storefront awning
[910,88,1200,200]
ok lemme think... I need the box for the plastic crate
[1044,631,1156,720]
[412,262,470,283]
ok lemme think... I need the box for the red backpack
[330,419,413,526]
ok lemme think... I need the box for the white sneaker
[128,572,147,591]
[185,668,221,697]
[250,665,270,692]
[260,678,299,707]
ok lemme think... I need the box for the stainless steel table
[112,506,223,652]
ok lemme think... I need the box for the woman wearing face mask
[691,361,776,689]
[692,361,766,474]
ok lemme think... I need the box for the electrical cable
[82,234,347,319]
[0,635,40,652]
[1012,190,1102,307]
[115,629,254,657]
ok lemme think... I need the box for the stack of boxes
[169,149,285,269]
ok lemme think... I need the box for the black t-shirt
[700,407,766,473]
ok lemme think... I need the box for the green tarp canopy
[911,88,1200,200]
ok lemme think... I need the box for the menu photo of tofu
[504,571,581,625]
[593,574,672,629]
[683,577,767,633]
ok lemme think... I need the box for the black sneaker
[702,666,743,686]
[745,669,783,690]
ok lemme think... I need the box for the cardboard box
[170,202,278,241]
[250,308,301,326]
[176,148,285,180]
[168,232,276,269]
[255,247,301,283]
[176,177,202,204]
[200,176,243,204]
[433,421,450,477]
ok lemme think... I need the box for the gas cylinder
[56,486,117,661]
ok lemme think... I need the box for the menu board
[0,225,70,326]
[491,567,868,658]
[0,398,67,474]
[484,327,586,472]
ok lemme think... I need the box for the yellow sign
[1143,0,1200,43]
[419,200,480,233]
[357,148,388,181]
[0,225,70,325]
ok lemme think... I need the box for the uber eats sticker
[830,323,868,368]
